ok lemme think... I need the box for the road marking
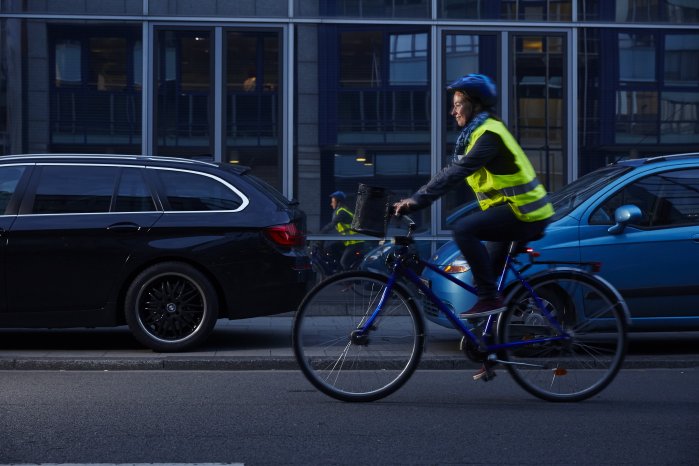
[4,464,244,466]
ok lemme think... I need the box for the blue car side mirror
[608,204,643,235]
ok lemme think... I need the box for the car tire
[124,262,219,352]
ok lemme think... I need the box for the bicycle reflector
[526,248,540,258]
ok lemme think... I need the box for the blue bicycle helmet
[446,74,497,108]
[329,190,346,202]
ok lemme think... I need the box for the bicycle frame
[354,242,571,353]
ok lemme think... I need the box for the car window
[154,169,244,211]
[245,173,294,206]
[114,168,157,212]
[32,165,117,214]
[590,168,699,228]
[0,165,26,215]
[549,165,632,221]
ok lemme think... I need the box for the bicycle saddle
[511,232,545,255]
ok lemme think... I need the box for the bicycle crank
[460,336,488,363]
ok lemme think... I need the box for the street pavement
[0,314,697,371]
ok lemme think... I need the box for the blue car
[421,153,699,331]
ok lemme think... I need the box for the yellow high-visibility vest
[334,206,363,246]
[463,118,554,222]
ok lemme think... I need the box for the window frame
[320,24,431,146]
[604,28,699,147]
[148,166,250,213]
[48,25,143,152]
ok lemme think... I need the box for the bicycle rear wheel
[293,271,425,402]
[497,269,628,402]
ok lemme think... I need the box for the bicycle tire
[293,271,425,402]
[496,268,628,402]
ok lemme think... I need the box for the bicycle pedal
[472,367,497,382]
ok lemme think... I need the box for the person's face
[330,197,338,210]
[451,92,474,128]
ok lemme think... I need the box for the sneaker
[472,364,497,382]
[460,296,506,319]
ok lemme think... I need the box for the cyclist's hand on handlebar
[393,198,417,216]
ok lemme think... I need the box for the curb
[1,356,697,371]
[0,357,301,371]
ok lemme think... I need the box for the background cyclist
[320,190,365,271]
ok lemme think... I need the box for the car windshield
[549,165,632,221]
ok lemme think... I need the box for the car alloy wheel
[125,262,218,352]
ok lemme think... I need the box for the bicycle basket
[351,184,391,238]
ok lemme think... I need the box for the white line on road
[4,464,244,466]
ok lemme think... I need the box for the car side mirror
[608,204,642,235]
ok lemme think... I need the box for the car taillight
[264,223,306,247]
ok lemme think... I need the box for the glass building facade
[2,0,698,253]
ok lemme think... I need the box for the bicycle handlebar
[389,213,417,243]
[403,215,417,237]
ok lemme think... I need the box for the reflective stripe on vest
[334,206,363,246]
[476,186,549,214]
[478,178,542,200]
[464,119,554,222]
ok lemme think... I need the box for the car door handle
[107,222,142,232]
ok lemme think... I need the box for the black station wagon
[0,154,311,351]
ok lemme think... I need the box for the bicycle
[293,198,629,403]
[309,240,370,287]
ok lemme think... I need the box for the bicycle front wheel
[497,269,628,402]
[293,271,425,402]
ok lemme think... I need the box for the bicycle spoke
[293,272,424,402]
[570,303,618,334]
[499,271,627,402]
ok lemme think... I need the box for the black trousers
[451,203,549,299]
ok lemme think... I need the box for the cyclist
[320,191,365,271]
[393,73,554,320]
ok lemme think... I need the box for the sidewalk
[0,316,697,371]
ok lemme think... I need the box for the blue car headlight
[442,255,471,274]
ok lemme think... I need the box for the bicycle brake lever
[402,215,416,236]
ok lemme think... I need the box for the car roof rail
[0,153,220,167]
[643,152,699,164]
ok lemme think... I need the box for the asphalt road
[1,369,697,465]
